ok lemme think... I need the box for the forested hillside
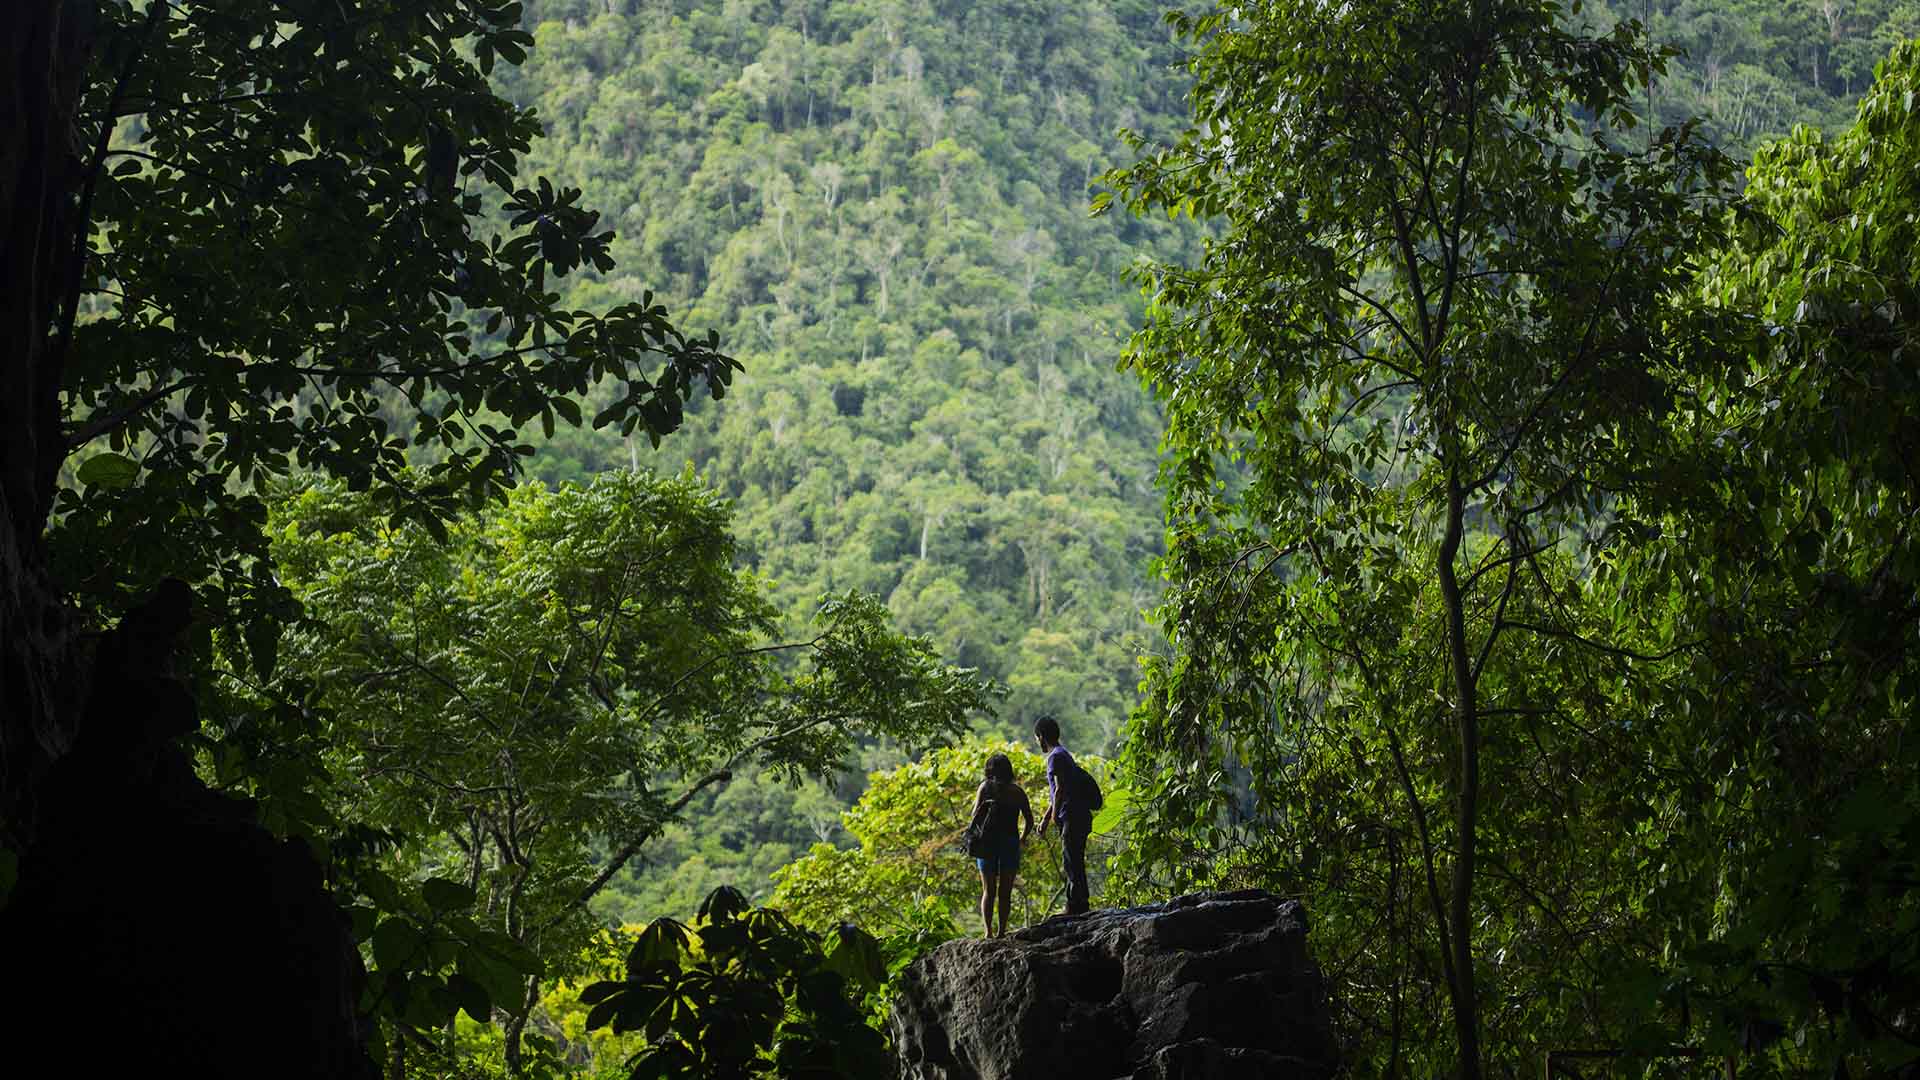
[489,0,1207,754]
[454,0,1920,931]
[1627,0,1920,152]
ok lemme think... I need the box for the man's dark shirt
[1045,745,1084,823]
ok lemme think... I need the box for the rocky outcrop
[889,889,1338,1080]
[0,581,376,1078]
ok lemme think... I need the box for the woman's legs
[978,866,995,937]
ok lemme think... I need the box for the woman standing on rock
[969,753,1034,937]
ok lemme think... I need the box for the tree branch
[637,630,842,725]
[64,377,197,452]
[52,0,168,378]
[543,767,732,930]
[542,707,861,929]
[1495,619,1694,662]
[1469,540,1523,686]
[1459,536,1556,595]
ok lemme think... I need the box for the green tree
[1580,40,1920,1076]
[3,0,730,833]
[240,470,994,1070]
[588,764,853,923]
[1103,2,1736,1077]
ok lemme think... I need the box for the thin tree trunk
[1437,467,1482,1080]
[503,973,540,1075]
[1387,830,1405,1080]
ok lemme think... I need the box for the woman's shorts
[975,834,1020,875]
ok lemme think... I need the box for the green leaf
[819,924,886,993]
[697,884,751,924]
[444,971,492,1022]
[402,973,452,1028]
[1090,777,1130,834]
[421,877,476,914]
[458,952,524,1009]
[244,618,279,682]
[626,917,692,975]
[76,453,140,489]
[371,917,426,972]
[626,1041,698,1080]
[576,980,622,1006]
[345,905,379,941]
[358,868,407,912]
[474,930,542,976]
[584,993,622,1033]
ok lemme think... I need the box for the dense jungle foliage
[1108,7,1920,1080]
[467,0,1920,961]
[9,0,1918,1077]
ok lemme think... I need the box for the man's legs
[995,872,1015,936]
[1062,815,1091,914]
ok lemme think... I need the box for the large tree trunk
[4,13,377,1077]
[1,0,88,840]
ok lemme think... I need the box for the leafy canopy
[477,0,1211,745]
[1101,1,1736,1076]
[1584,39,1920,1076]
[54,0,735,635]
[224,470,995,1061]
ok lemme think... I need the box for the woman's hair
[983,753,1014,784]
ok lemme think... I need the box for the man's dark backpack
[1067,758,1104,815]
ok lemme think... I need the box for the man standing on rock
[1034,714,1092,915]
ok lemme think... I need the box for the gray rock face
[0,583,376,1078]
[889,890,1338,1080]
